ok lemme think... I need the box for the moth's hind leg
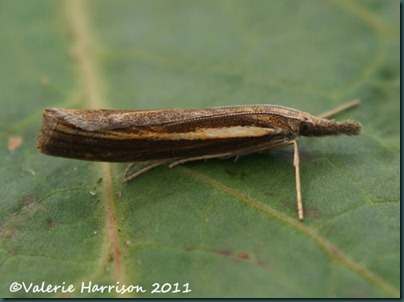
[123,138,295,182]
[168,138,294,168]
[168,152,234,168]
[124,160,170,182]
[123,153,234,182]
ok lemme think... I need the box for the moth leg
[168,152,234,168]
[124,160,170,183]
[235,138,303,220]
[227,138,293,161]
[168,138,295,169]
[293,140,304,221]
[124,162,137,177]
[240,138,293,154]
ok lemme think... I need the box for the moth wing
[160,111,287,140]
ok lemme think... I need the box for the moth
[37,100,362,220]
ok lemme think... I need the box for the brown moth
[37,100,361,220]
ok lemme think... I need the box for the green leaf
[0,0,399,298]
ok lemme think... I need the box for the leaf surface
[0,0,399,298]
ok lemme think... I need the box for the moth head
[299,115,362,137]
[298,120,314,136]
